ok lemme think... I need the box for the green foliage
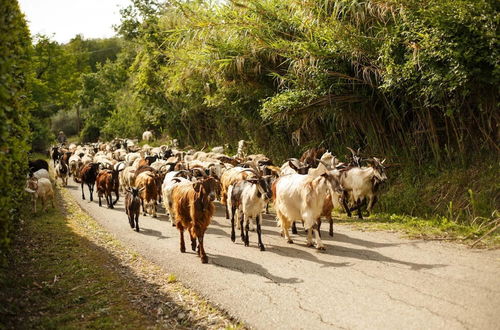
[51,108,79,137]
[0,0,32,259]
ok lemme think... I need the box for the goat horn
[347,147,356,155]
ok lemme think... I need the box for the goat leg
[89,184,94,202]
[244,217,250,247]
[178,226,186,253]
[198,235,208,264]
[239,210,245,243]
[98,193,102,207]
[81,182,85,200]
[257,214,265,251]
[230,206,236,242]
[316,218,322,238]
[190,231,197,252]
[291,221,298,234]
[328,216,334,237]
[342,193,351,217]
[312,223,325,250]
[357,198,363,219]
[113,190,119,205]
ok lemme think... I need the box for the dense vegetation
[0,1,32,259]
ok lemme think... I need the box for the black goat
[125,187,144,232]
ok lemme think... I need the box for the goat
[68,154,83,180]
[227,172,272,251]
[28,159,49,173]
[125,187,145,231]
[31,169,50,180]
[340,157,387,219]
[79,163,100,201]
[96,169,120,208]
[220,166,256,219]
[135,171,158,217]
[25,177,54,213]
[273,173,341,249]
[50,146,61,167]
[142,130,153,141]
[55,157,69,186]
[171,177,218,263]
[162,173,191,226]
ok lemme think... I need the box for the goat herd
[26,138,388,263]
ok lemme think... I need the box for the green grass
[335,212,500,248]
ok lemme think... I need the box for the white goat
[161,171,191,225]
[25,177,54,213]
[340,158,387,219]
[274,173,341,249]
[142,130,153,141]
[227,175,272,251]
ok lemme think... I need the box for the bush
[80,123,100,143]
[51,109,79,137]
[0,0,32,260]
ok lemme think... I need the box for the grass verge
[334,212,499,249]
[0,186,244,329]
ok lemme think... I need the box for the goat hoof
[180,247,186,253]
[287,239,294,244]
[316,246,326,251]
[230,234,235,242]
[292,228,298,234]
[260,245,266,251]
[306,241,314,247]
[201,256,208,264]
[135,228,139,232]
[153,215,157,218]
[329,230,334,237]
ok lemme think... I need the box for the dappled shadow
[210,254,303,284]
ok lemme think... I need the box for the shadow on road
[266,244,351,269]
[323,243,446,271]
[210,254,303,284]
[139,227,168,239]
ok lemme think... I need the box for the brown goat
[135,171,158,217]
[171,177,218,263]
[79,163,100,201]
[96,169,120,208]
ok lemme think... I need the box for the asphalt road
[64,181,500,329]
